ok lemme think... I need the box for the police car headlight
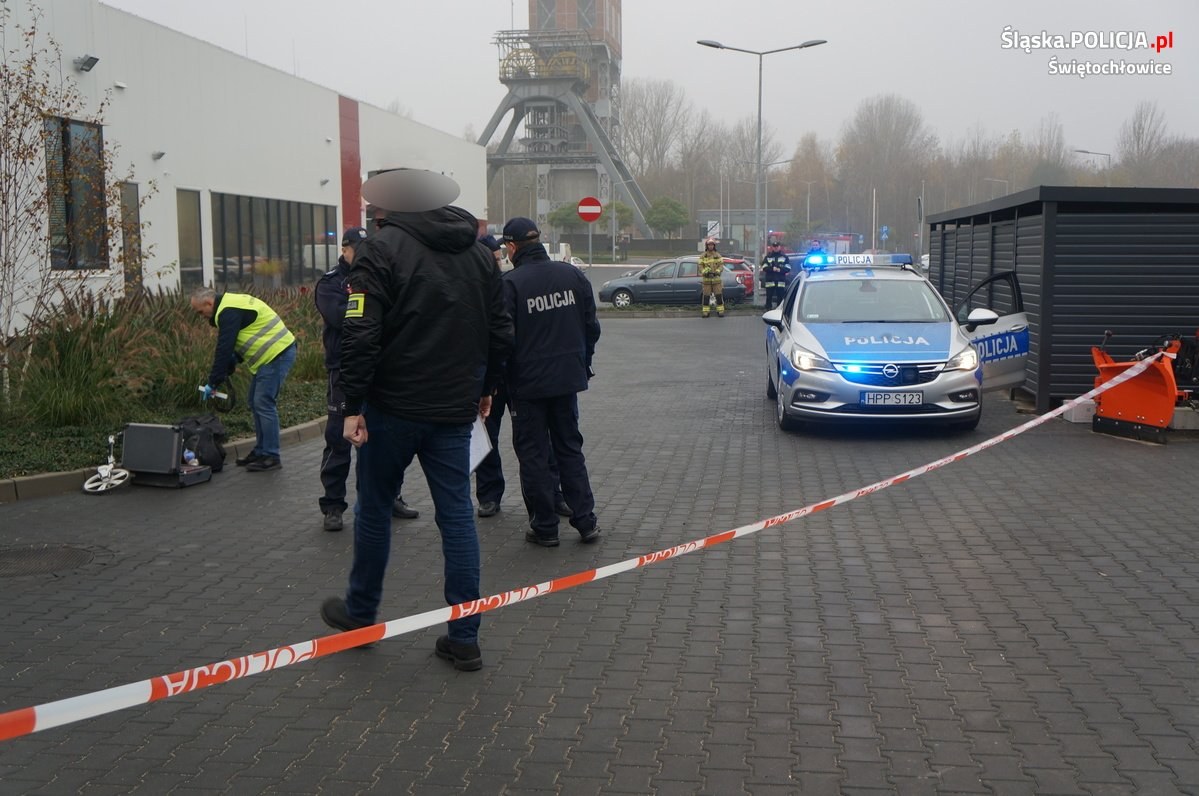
[946,347,979,372]
[601,281,610,289]
[790,345,832,371]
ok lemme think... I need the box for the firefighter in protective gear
[761,240,791,310]
[698,238,725,318]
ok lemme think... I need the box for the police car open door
[955,271,1029,391]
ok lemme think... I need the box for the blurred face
[341,244,354,262]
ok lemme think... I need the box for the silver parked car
[598,257,748,308]
[763,254,1028,431]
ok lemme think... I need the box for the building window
[210,192,336,290]
[44,117,108,269]
[533,0,556,30]
[119,182,143,292]
[177,189,203,289]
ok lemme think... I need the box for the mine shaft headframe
[495,29,595,85]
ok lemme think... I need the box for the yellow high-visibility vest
[215,293,296,374]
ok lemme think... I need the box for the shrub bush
[0,286,328,478]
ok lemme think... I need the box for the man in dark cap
[474,231,571,521]
[314,227,419,531]
[500,217,601,547]
[322,186,513,672]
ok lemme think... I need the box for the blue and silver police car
[763,253,1028,431]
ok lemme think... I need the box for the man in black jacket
[500,217,602,547]
[320,196,512,672]
[314,227,418,532]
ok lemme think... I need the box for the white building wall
[358,106,488,223]
[6,0,487,305]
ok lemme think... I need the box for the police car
[763,253,1028,431]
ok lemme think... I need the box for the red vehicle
[723,257,755,295]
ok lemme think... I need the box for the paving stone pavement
[2,314,1198,795]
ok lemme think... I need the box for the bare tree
[1116,101,1169,185]
[836,94,937,250]
[788,132,836,234]
[620,78,690,176]
[674,105,714,215]
[1155,136,1199,188]
[0,2,151,406]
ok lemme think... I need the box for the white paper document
[469,416,492,473]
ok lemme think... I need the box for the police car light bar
[804,253,914,269]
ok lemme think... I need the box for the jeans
[346,405,481,643]
[246,343,296,458]
[319,369,353,513]
[510,394,596,539]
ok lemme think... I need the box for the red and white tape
[0,354,1164,741]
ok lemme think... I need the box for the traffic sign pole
[577,196,603,269]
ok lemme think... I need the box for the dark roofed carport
[927,186,1199,411]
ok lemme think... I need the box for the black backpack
[175,414,228,472]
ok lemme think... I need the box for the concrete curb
[0,418,328,505]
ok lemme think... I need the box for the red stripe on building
[338,96,362,229]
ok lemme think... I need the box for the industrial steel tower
[476,0,652,237]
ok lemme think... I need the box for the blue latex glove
[201,384,215,401]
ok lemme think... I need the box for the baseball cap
[501,217,540,243]
[341,227,368,247]
[479,234,502,251]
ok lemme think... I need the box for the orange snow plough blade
[1091,340,1183,444]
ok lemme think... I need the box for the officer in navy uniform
[500,217,602,547]
[473,234,571,520]
[761,240,791,310]
[314,225,418,532]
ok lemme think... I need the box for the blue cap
[501,217,540,243]
[341,227,368,247]
[479,234,502,251]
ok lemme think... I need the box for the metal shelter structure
[477,28,653,238]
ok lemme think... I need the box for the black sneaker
[579,524,601,544]
[322,511,343,532]
[246,456,281,472]
[525,530,560,548]
[435,635,482,671]
[392,499,419,519]
[235,451,264,467]
[320,597,372,633]
[477,501,501,518]
[554,499,572,517]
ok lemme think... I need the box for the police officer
[313,227,418,530]
[500,217,602,547]
[474,234,571,520]
[761,240,792,310]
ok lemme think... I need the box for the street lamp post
[799,180,817,234]
[699,37,827,304]
[1074,149,1112,187]
[758,158,795,260]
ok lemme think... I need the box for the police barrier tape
[0,352,1167,742]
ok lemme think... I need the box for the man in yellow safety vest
[191,287,297,471]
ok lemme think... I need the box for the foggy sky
[101,0,1195,160]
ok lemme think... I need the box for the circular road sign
[577,196,602,223]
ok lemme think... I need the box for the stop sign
[577,196,602,223]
